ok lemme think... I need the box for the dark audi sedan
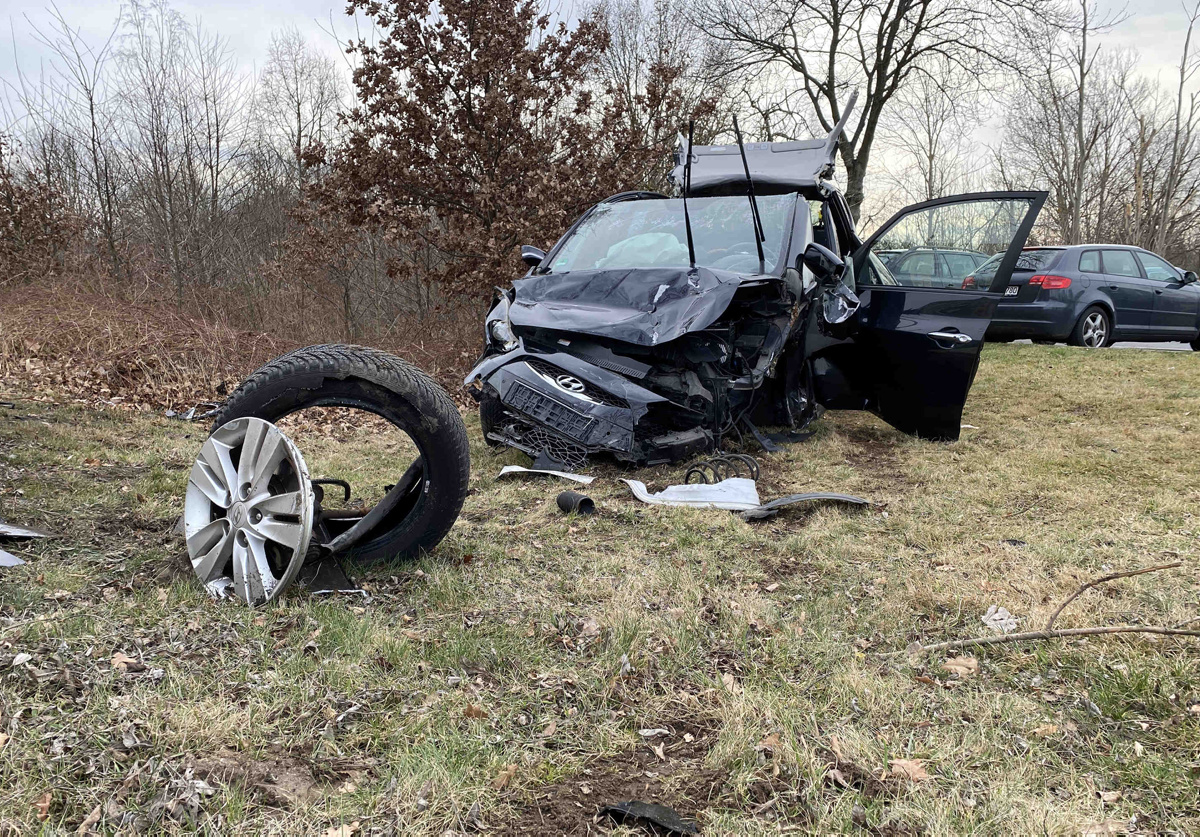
[963,245,1200,348]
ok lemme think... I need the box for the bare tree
[257,27,343,192]
[693,0,1044,217]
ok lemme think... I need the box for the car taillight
[962,275,977,289]
[1029,274,1072,289]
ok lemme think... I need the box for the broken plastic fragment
[621,477,762,510]
[497,465,595,485]
[0,549,25,568]
[0,521,52,540]
[982,605,1018,634]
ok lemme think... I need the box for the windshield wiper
[683,120,697,269]
[732,114,766,273]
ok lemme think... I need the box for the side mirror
[800,242,846,285]
[1183,270,1198,284]
[521,245,546,268]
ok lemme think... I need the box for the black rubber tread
[211,344,470,564]
[1068,305,1111,348]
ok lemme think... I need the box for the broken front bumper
[465,348,710,465]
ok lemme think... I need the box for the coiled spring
[684,454,760,484]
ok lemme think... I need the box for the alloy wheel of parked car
[1071,307,1110,349]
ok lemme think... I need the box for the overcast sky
[0,0,1194,125]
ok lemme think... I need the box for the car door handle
[1109,285,1119,290]
[929,331,972,344]
[1155,289,1163,294]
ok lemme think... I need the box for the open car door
[847,191,1047,439]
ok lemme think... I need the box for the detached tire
[211,344,470,564]
[1069,306,1111,348]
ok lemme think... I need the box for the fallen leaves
[110,651,146,673]
[35,791,52,821]
[1032,723,1059,738]
[463,704,488,720]
[492,764,518,790]
[321,821,360,837]
[941,656,978,678]
[889,758,929,782]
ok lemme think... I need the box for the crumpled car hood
[508,266,763,346]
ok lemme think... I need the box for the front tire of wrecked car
[478,389,505,446]
[211,344,470,565]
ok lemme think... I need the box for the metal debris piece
[166,403,221,422]
[0,521,52,540]
[0,549,25,567]
[739,492,871,521]
[684,454,758,484]
[598,801,699,835]
[556,490,595,515]
[298,556,365,597]
[497,465,595,485]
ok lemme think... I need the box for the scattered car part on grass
[622,476,761,510]
[166,402,221,421]
[496,464,595,484]
[597,800,699,835]
[0,549,25,567]
[556,490,595,515]
[737,491,871,521]
[622,477,870,520]
[684,454,759,484]
[183,344,471,606]
[184,416,315,606]
[0,521,52,540]
[466,93,1048,466]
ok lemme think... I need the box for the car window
[942,254,979,281]
[1101,250,1141,278]
[859,197,1039,289]
[548,194,796,274]
[1078,250,1100,272]
[898,252,936,278]
[1135,251,1180,282]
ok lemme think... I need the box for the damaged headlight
[489,319,518,352]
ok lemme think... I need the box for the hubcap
[1082,312,1107,348]
[183,417,314,606]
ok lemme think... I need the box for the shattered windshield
[548,195,797,275]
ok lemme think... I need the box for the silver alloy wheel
[1081,311,1108,348]
[184,417,313,606]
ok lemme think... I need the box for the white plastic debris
[497,465,595,485]
[620,477,762,510]
[982,605,1018,633]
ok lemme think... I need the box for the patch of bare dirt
[188,748,324,807]
[837,423,909,490]
[497,721,726,835]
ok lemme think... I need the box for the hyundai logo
[554,374,585,393]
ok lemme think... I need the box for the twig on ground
[904,625,1200,656]
[1045,562,1182,630]
[896,561,1192,657]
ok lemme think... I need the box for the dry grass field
[1,343,1198,835]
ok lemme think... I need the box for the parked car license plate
[1004,285,1019,296]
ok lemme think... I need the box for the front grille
[524,358,628,407]
[507,382,595,441]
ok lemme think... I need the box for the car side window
[901,253,936,279]
[1134,251,1180,282]
[1101,250,1142,278]
[942,254,979,281]
[1078,250,1100,272]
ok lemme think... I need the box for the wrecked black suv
[465,103,1047,467]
